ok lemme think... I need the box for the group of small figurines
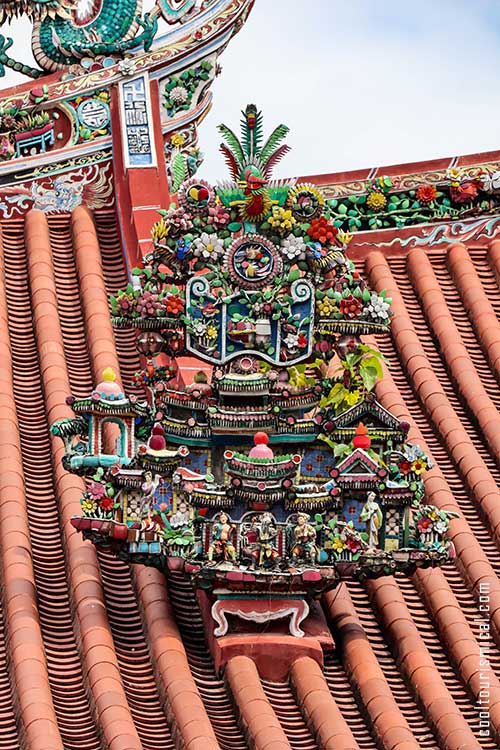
[136,467,385,569]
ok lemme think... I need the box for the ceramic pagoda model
[53,106,456,642]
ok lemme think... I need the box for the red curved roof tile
[2,206,500,748]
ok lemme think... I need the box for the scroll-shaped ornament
[185,275,315,365]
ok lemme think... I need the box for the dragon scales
[0,0,207,77]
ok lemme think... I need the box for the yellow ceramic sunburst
[287,183,325,219]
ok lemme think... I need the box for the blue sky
[2,1,500,180]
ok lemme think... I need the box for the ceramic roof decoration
[55,107,456,679]
[2,1,500,747]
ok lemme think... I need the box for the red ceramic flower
[417,516,433,533]
[165,295,184,316]
[339,295,363,318]
[99,496,114,511]
[416,184,437,205]
[307,217,338,245]
[399,460,412,475]
[297,333,308,348]
[346,535,361,553]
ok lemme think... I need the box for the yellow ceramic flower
[317,298,335,317]
[206,323,218,339]
[82,498,97,514]
[268,206,297,235]
[332,537,346,553]
[366,192,387,213]
[171,133,185,148]
[411,459,426,475]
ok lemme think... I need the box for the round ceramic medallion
[77,98,110,130]
[288,184,324,221]
[179,178,215,213]
[225,234,282,288]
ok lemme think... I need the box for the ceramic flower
[206,323,218,340]
[317,298,336,317]
[193,232,225,260]
[446,167,463,186]
[99,496,114,511]
[399,460,412,475]
[434,519,449,535]
[283,331,300,349]
[117,292,136,315]
[332,536,346,553]
[367,293,391,321]
[1,114,16,129]
[281,234,307,260]
[207,204,230,227]
[268,207,296,236]
[118,58,137,76]
[339,295,363,319]
[191,320,207,337]
[416,184,438,206]
[411,458,427,475]
[165,295,184,316]
[366,192,387,212]
[346,535,361,553]
[170,133,185,148]
[417,516,433,534]
[164,206,191,235]
[170,85,189,104]
[81,498,97,514]
[88,481,106,500]
[307,217,338,245]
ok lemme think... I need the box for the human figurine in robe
[360,492,383,548]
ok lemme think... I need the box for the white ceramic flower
[118,58,137,76]
[193,232,225,260]
[280,234,307,260]
[191,320,207,337]
[170,85,189,104]
[434,519,448,535]
[283,331,299,349]
[481,170,500,193]
[367,293,391,321]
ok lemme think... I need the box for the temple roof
[0,189,499,749]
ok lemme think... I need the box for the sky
[2,0,500,180]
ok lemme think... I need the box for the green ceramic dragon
[0,0,200,77]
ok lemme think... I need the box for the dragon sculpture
[0,0,206,77]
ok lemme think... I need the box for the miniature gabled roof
[328,396,407,433]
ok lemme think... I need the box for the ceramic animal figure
[0,0,158,76]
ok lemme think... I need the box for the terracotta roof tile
[3,207,500,748]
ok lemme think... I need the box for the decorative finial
[249,431,274,459]
[102,367,117,382]
[352,422,371,450]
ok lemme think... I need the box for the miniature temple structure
[3,1,500,745]
[52,105,456,671]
